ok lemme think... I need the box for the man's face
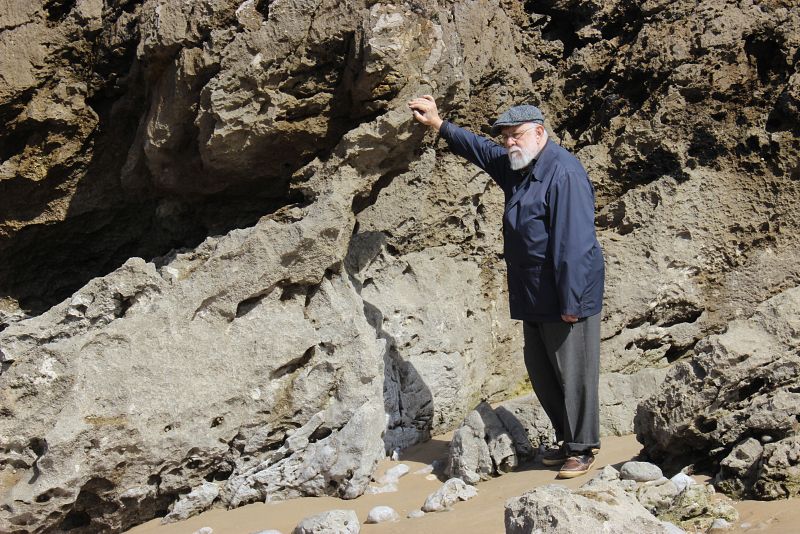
[501,123,543,170]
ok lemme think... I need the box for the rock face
[635,286,800,499]
[1,0,799,532]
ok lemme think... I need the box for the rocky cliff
[1,0,798,532]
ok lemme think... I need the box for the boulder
[635,287,800,499]
[447,401,516,484]
[505,483,672,534]
[753,435,800,500]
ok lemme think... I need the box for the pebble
[192,528,213,534]
[413,464,434,475]
[407,509,426,518]
[366,506,399,523]
[379,464,410,484]
[425,474,437,481]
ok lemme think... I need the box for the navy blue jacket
[439,121,604,322]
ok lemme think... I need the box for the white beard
[508,145,539,170]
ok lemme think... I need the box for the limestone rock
[162,482,220,523]
[637,480,680,515]
[715,438,764,498]
[447,401,517,484]
[3,0,800,532]
[659,484,739,533]
[636,287,800,498]
[421,478,478,512]
[505,483,672,534]
[292,509,360,534]
[753,435,800,500]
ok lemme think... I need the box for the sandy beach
[125,434,798,534]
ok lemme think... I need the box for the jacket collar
[530,139,558,182]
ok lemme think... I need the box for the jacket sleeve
[439,121,510,190]
[548,169,598,317]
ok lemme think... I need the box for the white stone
[422,478,478,512]
[365,506,399,523]
[670,472,696,493]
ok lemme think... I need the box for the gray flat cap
[491,105,545,135]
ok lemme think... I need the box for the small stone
[620,461,663,482]
[364,482,398,494]
[193,528,213,534]
[761,435,773,444]
[407,509,425,518]
[413,464,434,475]
[670,473,695,493]
[425,474,437,481]
[250,530,283,534]
[365,506,399,523]
[379,463,410,484]
[422,478,477,512]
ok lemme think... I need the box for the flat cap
[491,105,545,135]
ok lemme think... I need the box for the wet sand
[126,434,798,534]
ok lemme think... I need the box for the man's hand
[561,314,579,323]
[408,95,443,131]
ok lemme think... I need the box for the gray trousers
[523,312,601,454]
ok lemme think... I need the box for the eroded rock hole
[271,346,314,379]
[255,0,274,20]
[744,33,789,83]
[737,377,767,402]
[44,0,76,22]
[59,510,91,530]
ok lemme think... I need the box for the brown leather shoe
[556,454,596,479]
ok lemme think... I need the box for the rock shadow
[344,230,435,458]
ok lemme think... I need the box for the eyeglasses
[498,126,537,144]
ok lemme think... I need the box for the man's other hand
[408,95,443,131]
[561,314,579,323]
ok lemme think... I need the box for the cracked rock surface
[1,0,799,531]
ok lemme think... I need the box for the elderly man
[408,95,604,478]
